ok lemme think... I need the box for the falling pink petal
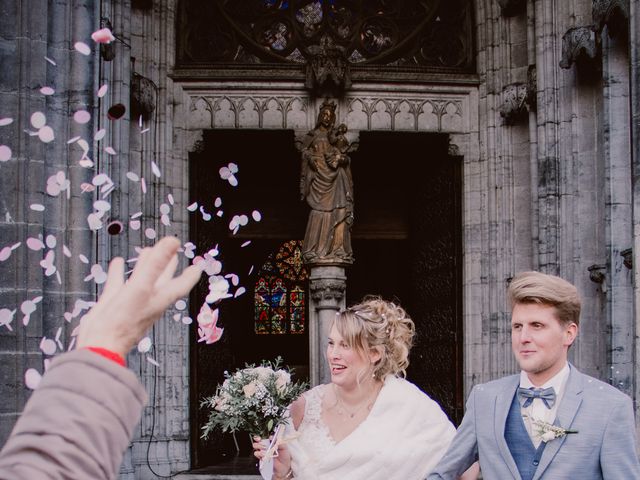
[45,234,56,249]
[0,308,16,330]
[241,241,251,248]
[151,161,161,177]
[73,110,91,124]
[63,245,72,257]
[159,203,170,215]
[38,126,55,143]
[97,84,108,98]
[30,204,45,212]
[214,197,222,208]
[175,300,187,311]
[168,194,175,205]
[79,158,94,168]
[87,213,102,231]
[94,129,106,141]
[78,254,89,264]
[30,112,46,129]
[25,369,42,390]
[140,177,147,194]
[105,146,117,155]
[160,215,170,226]
[0,145,12,162]
[0,118,13,127]
[144,228,156,240]
[0,247,11,261]
[248,265,254,276]
[91,27,115,44]
[80,182,95,193]
[92,173,110,186]
[234,286,246,298]
[129,219,141,230]
[40,337,57,355]
[74,41,91,55]
[40,86,55,95]
[26,237,45,250]
[126,171,140,182]
[252,210,262,222]
[131,211,143,219]
[137,336,152,353]
[90,264,107,284]
[146,356,160,367]
[187,202,198,212]
[93,200,111,212]
[44,56,56,66]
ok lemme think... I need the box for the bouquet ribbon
[259,425,282,480]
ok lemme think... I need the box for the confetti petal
[0,247,11,261]
[187,202,198,212]
[175,300,187,311]
[129,219,141,231]
[40,86,55,95]
[73,110,91,124]
[126,171,139,182]
[97,84,108,98]
[0,118,14,126]
[214,197,222,208]
[105,146,117,155]
[45,234,56,249]
[26,237,45,250]
[40,338,57,355]
[93,200,111,212]
[0,145,11,162]
[144,228,156,240]
[74,41,91,55]
[25,368,42,390]
[30,203,45,212]
[151,161,161,177]
[91,27,116,44]
[38,126,55,143]
[137,336,152,353]
[44,56,57,66]
[30,112,46,129]
[252,210,262,222]
[94,129,106,141]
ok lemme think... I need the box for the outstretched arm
[0,237,202,480]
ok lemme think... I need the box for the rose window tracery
[177,0,474,71]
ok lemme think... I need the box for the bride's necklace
[332,383,380,419]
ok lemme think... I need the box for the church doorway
[188,129,462,469]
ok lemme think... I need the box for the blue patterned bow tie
[517,386,556,409]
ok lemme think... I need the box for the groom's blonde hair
[508,271,581,326]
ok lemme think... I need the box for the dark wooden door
[347,132,463,424]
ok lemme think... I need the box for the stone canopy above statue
[175,0,475,74]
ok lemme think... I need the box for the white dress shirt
[519,363,570,447]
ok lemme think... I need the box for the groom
[428,271,640,479]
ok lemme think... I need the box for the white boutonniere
[524,415,578,443]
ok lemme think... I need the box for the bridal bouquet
[201,357,308,439]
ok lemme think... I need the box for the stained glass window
[254,240,308,334]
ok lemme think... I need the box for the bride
[253,297,478,480]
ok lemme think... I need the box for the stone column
[308,267,346,385]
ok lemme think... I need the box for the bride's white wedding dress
[286,375,456,480]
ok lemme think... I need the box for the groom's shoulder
[575,369,632,402]
[470,374,519,396]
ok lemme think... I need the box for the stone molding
[499,83,528,124]
[185,91,471,134]
[559,26,599,70]
[309,279,346,303]
[592,0,629,37]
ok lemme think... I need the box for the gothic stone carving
[309,279,346,302]
[131,73,157,120]
[499,83,528,125]
[593,0,629,37]
[497,0,526,17]
[588,264,606,284]
[559,26,599,70]
[305,36,352,92]
[526,64,537,112]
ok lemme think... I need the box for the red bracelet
[84,347,126,367]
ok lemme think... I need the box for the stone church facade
[1,0,639,477]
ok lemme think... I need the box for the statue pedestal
[308,266,346,385]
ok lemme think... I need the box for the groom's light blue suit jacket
[428,366,640,479]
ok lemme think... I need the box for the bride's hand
[252,435,292,478]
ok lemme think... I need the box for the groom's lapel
[493,376,522,480]
[532,365,584,480]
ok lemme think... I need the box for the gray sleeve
[600,393,640,480]
[0,349,148,480]
[427,386,480,480]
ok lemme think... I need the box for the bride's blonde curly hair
[333,296,415,380]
